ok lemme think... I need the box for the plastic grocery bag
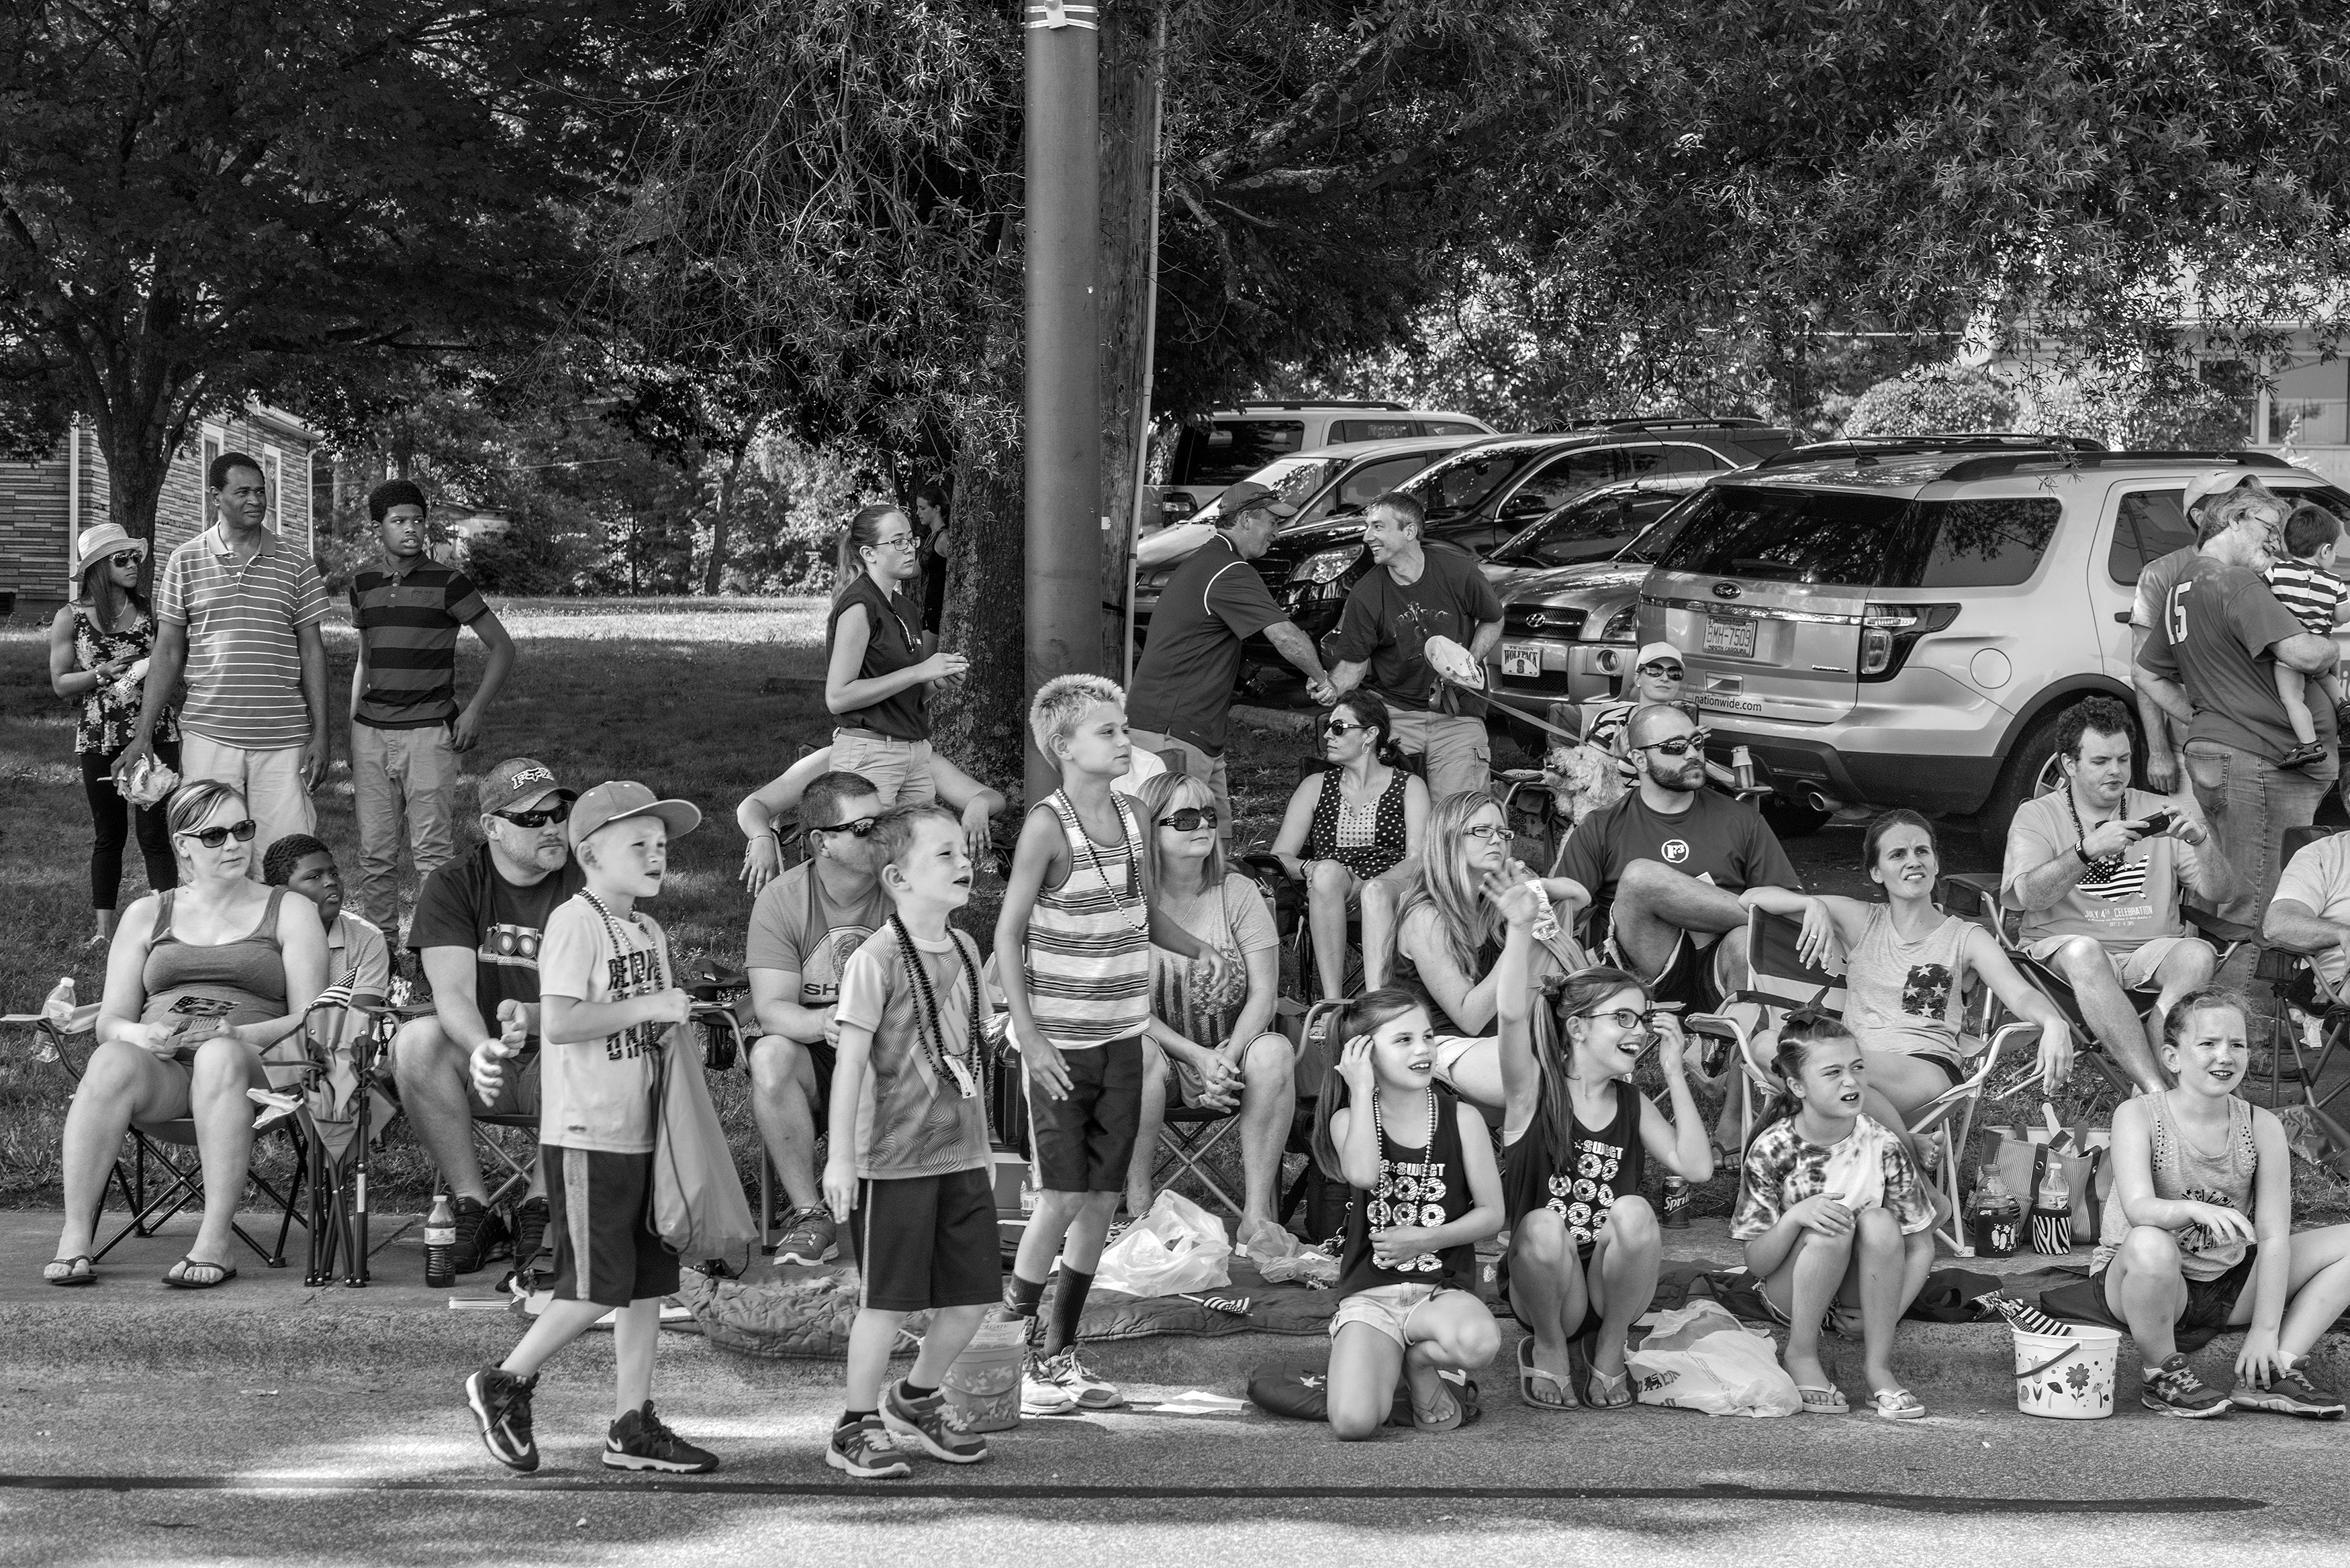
[1248,1225,1341,1288]
[1626,1299,1802,1418]
[1093,1191,1232,1298]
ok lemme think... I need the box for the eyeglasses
[1637,730,1713,758]
[495,803,572,828]
[107,551,142,568]
[1638,663,1685,679]
[1156,808,1219,831]
[868,534,917,551]
[1577,1006,1660,1033]
[178,818,258,849]
[1323,718,1366,736]
[810,816,878,838]
[1462,822,1510,842]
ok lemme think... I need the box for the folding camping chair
[2250,824,2350,1158]
[254,989,407,1287]
[4,999,308,1268]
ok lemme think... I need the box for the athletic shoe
[882,1379,990,1463]
[2231,1360,2347,1419]
[1020,1353,1078,1416]
[604,1402,720,1473]
[826,1416,911,1479]
[510,1196,551,1281]
[465,1365,540,1472]
[773,1206,839,1266]
[449,1197,509,1275]
[2142,1354,2231,1418]
[1036,1346,1125,1410]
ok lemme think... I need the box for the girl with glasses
[1489,929,1709,1410]
[825,503,972,807]
[1124,773,1297,1251]
[49,524,180,946]
[1268,693,1428,1001]
[46,780,327,1289]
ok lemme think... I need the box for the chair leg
[760,1150,778,1254]
[1152,1122,1246,1220]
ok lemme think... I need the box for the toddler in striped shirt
[2266,501,2350,771]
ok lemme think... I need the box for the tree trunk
[1096,0,1161,679]
[933,436,1028,803]
[704,437,750,595]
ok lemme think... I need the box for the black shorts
[1638,930,1725,1014]
[543,1145,681,1310]
[747,1032,835,1110]
[1025,1034,1145,1195]
[849,1168,1002,1312]
[2181,1249,2259,1333]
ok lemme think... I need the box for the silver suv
[1634,447,2350,850]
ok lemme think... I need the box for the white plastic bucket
[942,1319,1027,1433]
[2012,1323,2120,1419]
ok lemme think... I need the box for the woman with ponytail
[823,503,970,806]
[1731,1012,1935,1418]
[1270,691,1428,999]
[1489,895,1711,1408]
[1312,987,1503,1440]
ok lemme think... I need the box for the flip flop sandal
[1871,1387,1926,1420]
[1795,1384,1850,1415]
[1516,1336,1579,1410]
[1411,1381,1466,1432]
[43,1255,95,1287]
[162,1256,238,1289]
[1585,1361,1635,1409]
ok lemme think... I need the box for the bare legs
[1126,1036,1298,1236]
[1758,1208,1931,1394]
[1327,1290,1499,1440]
[1507,1199,1662,1387]
[391,1016,547,1206]
[2106,1222,2350,1368]
[748,1034,824,1213]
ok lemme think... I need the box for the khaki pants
[350,720,459,929]
[1386,709,1493,803]
[828,729,938,807]
[179,733,316,879]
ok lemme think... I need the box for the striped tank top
[1024,789,1152,1050]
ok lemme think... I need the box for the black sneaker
[604,1402,719,1473]
[826,1415,911,1479]
[2142,1353,2231,1418]
[465,1365,539,1471]
[510,1197,550,1284]
[2232,1359,2348,1418]
[449,1197,510,1276]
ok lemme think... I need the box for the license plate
[1703,616,1756,658]
[1501,643,1543,678]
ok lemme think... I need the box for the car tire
[1977,707,2070,858]
[1760,795,1833,840]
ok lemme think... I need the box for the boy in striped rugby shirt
[2267,501,2350,771]
[348,481,516,934]
[994,675,1231,1414]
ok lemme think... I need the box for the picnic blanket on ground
[682,1255,1340,1361]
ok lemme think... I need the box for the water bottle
[2030,1150,2072,1256]
[1523,880,1561,942]
[1661,1173,1691,1229]
[424,1193,457,1288]
[40,976,75,1024]
[1970,1166,2021,1258]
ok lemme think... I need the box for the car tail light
[1859,603,1959,680]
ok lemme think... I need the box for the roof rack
[1542,415,1772,434]
[1758,433,2108,469]
[1939,448,2296,482]
[1234,400,1410,412]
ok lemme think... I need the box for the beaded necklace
[2064,788,2124,880]
[889,914,984,1101]
[1061,789,1149,934]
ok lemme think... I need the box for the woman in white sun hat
[48,524,180,944]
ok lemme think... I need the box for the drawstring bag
[649,1028,759,1279]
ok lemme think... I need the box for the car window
[1660,444,1730,476]
[1499,448,1626,522]
[1171,421,1305,487]
[1496,491,1687,568]
[1406,446,1546,520]
[1335,454,1433,510]
[2106,488,2192,586]
[1421,421,1485,437]
[1721,432,1795,462]
[1652,486,2064,589]
[1327,418,1419,444]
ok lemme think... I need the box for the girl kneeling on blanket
[1732,1012,1936,1418]
[1491,873,1714,1409]
[1313,989,1503,1440]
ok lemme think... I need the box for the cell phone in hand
[2132,810,2175,836]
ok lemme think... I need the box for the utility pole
[1024,0,1103,805]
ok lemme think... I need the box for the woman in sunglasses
[48,524,180,946]
[1125,773,1297,1249]
[1489,914,1709,1408]
[1268,693,1428,1000]
[46,779,326,1288]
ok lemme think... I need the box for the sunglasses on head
[495,802,571,828]
[1577,1006,1660,1033]
[1156,807,1219,831]
[1638,729,1713,757]
[179,818,257,849]
[810,816,878,839]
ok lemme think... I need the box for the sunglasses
[1156,808,1219,831]
[178,818,258,849]
[107,551,142,569]
[810,816,879,838]
[1578,1006,1660,1033]
[1323,718,1367,736]
[1638,730,1713,758]
[1638,663,1685,679]
[495,802,572,828]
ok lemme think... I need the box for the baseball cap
[1634,642,1686,671]
[568,780,703,849]
[479,757,574,817]
[1217,481,1299,521]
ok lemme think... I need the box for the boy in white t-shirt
[463,780,717,1476]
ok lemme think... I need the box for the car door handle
[2112,612,2132,624]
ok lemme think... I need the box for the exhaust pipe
[1801,785,1842,815]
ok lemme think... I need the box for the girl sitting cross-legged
[1491,885,1713,1408]
[1732,1011,1935,1419]
[1313,989,1504,1440]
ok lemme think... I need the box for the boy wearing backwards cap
[463,779,718,1475]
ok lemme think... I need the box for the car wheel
[1760,795,1833,839]
[1977,707,2069,857]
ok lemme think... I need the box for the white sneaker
[1020,1353,1078,1416]
[1037,1346,1125,1410]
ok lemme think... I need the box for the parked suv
[1633,446,2350,850]
[1272,419,1798,655]
[1158,403,1494,520]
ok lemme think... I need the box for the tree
[0,1,653,544]
[1842,366,2016,438]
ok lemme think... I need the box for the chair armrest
[1936,871,2001,918]
[1237,851,1295,887]
[2181,902,2257,950]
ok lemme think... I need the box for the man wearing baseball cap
[1127,479,1340,843]
[393,757,583,1279]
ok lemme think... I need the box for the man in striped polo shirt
[349,479,516,934]
[124,450,331,874]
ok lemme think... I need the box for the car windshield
[1192,454,1346,522]
[1400,444,1548,520]
[1649,485,2063,589]
[1490,489,1690,568]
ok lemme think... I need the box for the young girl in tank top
[1488,881,1711,1409]
[2096,987,2350,1418]
[1311,988,1503,1440]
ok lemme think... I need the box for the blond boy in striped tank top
[993,675,1231,1415]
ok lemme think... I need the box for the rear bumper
[1484,636,1629,708]
[1697,671,2013,816]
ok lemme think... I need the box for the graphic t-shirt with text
[534,895,671,1154]
[744,863,894,1013]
